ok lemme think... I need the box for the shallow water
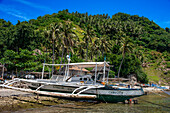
[2,92,170,113]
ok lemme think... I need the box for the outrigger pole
[0,83,97,99]
[106,66,110,85]
[94,63,97,85]
[42,63,45,79]
[66,55,71,81]
[103,56,106,83]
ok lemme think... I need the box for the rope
[97,90,107,103]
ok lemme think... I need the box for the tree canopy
[0,9,170,83]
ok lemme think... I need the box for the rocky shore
[0,88,100,113]
[0,88,33,97]
[0,88,71,112]
[0,88,170,113]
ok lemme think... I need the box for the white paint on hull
[29,82,144,96]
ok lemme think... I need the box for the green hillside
[0,9,169,84]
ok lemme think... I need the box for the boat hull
[27,81,144,103]
[97,95,141,102]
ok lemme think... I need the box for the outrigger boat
[1,56,144,103]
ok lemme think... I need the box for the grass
[72,24,85,41]
[142,63,166,84]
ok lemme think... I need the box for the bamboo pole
[1,85,97,99]
[103,61,106,82]
[42,63,45,79]
[106,66,110,85]
[94,63,97,85]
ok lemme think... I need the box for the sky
[0,0,170,28]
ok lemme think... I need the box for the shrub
[166,62,170,68]
[109,70,115,78]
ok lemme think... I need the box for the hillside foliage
[0,10,170,83]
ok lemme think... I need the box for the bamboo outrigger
[0,82,96,99]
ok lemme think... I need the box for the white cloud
[12,0,54,12]
[8,12,29,20]
[0,4,30,20]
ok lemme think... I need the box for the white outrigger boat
[1,56,144,102]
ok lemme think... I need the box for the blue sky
[0,0,170,28]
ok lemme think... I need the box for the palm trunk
[102,50,104,57]
[52,40,55,75]
[59,46,64,73]
[86,41,88,61]
[117,53,125,79]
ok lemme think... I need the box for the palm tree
[83,24,94,61]
[117,37,133,79]
[75,41,86,59]
[43,28,50,62]
[44,22,61,74]
[50,23,61,63]
[96,35,112,57]
[89,38,98,61]
[60,22,77,62]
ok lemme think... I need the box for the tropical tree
[13,22,35,52]
[75,41,85,59]
[44,22,61,74]
[96,35,112,57]
[83,24,95,61]
[49,22,61,64]
[117,37,134,78]
[89,38,98,61]
[60,22,77,62]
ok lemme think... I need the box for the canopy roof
[91,67,110,72]
[69,66,89,72]
[44,62,110,68]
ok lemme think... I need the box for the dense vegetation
[0,10,169,83]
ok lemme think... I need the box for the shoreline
[0,88,169,113]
